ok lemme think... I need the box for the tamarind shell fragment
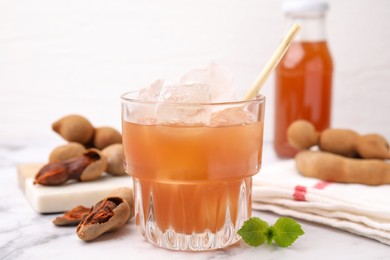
[53,205,91,226]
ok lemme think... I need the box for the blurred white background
[1,0,389,147]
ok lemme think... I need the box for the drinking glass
[121,91,265,251]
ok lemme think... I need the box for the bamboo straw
[243,24,301,100]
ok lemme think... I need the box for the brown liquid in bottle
[274,41,333,158]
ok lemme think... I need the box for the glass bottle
[274,0,333,158]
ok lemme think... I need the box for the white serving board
[18,163,133,213]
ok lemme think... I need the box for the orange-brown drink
[121,65,265,251]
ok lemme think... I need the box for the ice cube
[155,83,212,125]
[131,63,237,125]
[180,63,235,102]
[126,79,164,124]
[138,79,164,101]
[210,107,256,126]
[123,101,157,125]
[158,83,211,103]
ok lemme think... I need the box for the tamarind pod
[295,150,390,186]
[356,134,390,160]
[287,120,319,150]
[52,114,94,145]
[319,129,360,157]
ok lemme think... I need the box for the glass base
[133,177,251,251]
[141,221,242,251]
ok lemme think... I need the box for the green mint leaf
[238,217,269,246]
[272,217,304,247]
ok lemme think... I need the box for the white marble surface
[1,143,389,260]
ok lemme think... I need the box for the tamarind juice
[121,92,265,251]
[274,41,333,157]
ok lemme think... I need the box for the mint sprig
[238,217,304,247]
[237,217,269,246]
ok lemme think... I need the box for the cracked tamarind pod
[76,187,134,242]
[34,149,106,186]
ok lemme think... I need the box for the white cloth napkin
[252,160,390,245]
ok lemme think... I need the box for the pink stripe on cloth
[293,181,332,201]
[293,185,307,201]
[313,181,332,189]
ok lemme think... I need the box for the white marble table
[1,143,389,260]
